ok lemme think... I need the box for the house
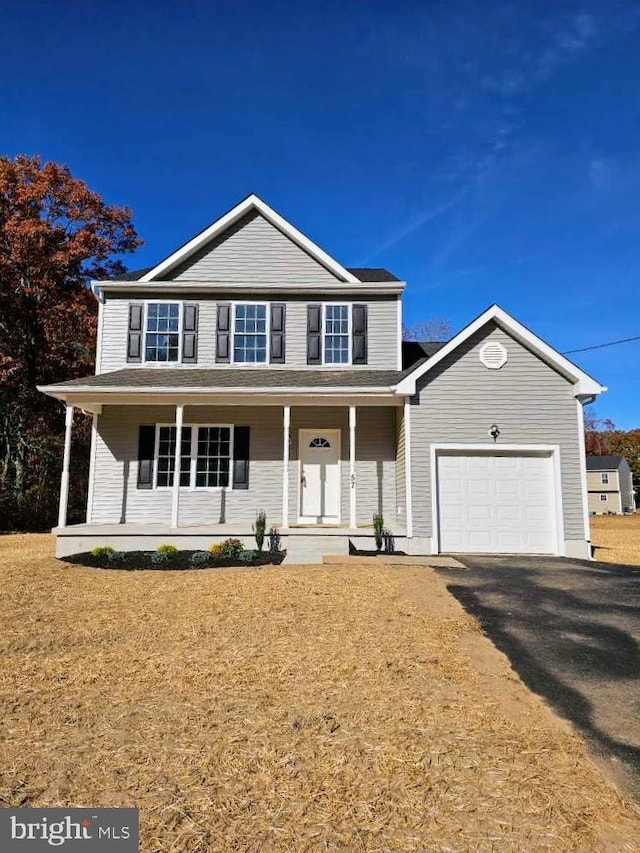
[586,455,635,514]
[39,194,605,561]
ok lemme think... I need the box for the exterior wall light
[489,423,500,441]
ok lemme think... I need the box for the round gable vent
[479,341,508,369]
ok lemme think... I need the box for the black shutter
[182,303,199,363]
[233,426,250,490]
[270,303,286,364]
[307,304,322,365]
[137,425,156,489]
[216,303,231,363]
[127,303,144,363]
[352,304,368,365]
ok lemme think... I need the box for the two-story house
[40,194,605,561]
[586,455,635,514]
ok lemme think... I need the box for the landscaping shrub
[150,551,171,566]
[190,551,210,567]
[239,550,258,564]
[373,513,384,551]
[208,543,224,556]
[91,545,115,558]
[253,509,267,551]
[268,527,281,554]
[221,537,243,558]
[156,543,178,555]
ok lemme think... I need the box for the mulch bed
[61,550,286,570]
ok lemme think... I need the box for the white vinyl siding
[410,323,585,543]
[168,211,342,283]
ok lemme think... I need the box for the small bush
[91,545,115,558]
[373,513,384,551]
[150,551,171,566]
[107,550,126,565]
[208,543,224,556]
[239,549,258,564]
[268,527,281,554]
[253,509,267,551]
[190,550,210,567]
[221,537,243,558]
[156,543,178,555]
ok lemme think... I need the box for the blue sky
[2,0,639,427]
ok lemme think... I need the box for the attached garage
[433,447,563,555]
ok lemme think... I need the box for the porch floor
[54,522,406,537]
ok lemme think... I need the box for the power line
[563,334,640,355]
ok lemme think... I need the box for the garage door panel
[437,452,557,555]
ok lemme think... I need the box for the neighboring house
[586,455,635,514]
[39,194,605,561]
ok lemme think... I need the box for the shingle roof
[402,340,448,370]
[586,455,627,471]
[112,266,400,282]
[51,367,414,391]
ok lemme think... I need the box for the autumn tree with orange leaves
[0,155,141,529]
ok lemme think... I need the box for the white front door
[299,429,341,523]
[436,452,558,554]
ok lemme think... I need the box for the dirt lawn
[591,513,640,565]
[1,536,639,852]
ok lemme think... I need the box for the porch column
[282,405,290,529]
[57,404,74,528]
[404,400,413,538]
[171,404,184,528]
[349,405,356,528]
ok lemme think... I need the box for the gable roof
[138,194,361,283]
[396,304,606,398]
[113,265,400,283]
[586,455,628,472]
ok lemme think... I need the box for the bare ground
[1,534,639,851]
[592,513,640,566]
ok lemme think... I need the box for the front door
[298,429,341,523]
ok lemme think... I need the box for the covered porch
[42,378,416,560]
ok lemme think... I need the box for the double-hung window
[155,425,232,489]
[324,304,350,364]
[601,473,609,485]
[145,303,180,362]
[600,494,608,502]
[233,304,267,363]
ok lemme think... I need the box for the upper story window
[233,303,268,363]
[601,473,609,484]
[146,303,180,362]
[324,304,350,364]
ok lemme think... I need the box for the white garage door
[436,452,558,554]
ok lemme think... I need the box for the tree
[584,408,640,507]
[403,317,451,342]
[0,155,141,529]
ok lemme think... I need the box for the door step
[282,534,349,565]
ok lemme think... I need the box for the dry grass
[1,535,639,852]
[591,513,640,566]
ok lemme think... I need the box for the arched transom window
[309,437,331,448]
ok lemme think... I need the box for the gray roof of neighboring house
[586,455,628,471]
[112,266,400,282]
[50,366,417,391]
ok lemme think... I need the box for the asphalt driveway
[435,555,640,799]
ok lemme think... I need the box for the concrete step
[282,534,349,565]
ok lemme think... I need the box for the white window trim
[322,303,352,366]
[143,300,183,365]
[601,472,609,484]
[153,423,235,491]
[231,301,270,366]
[600,494,608,502]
